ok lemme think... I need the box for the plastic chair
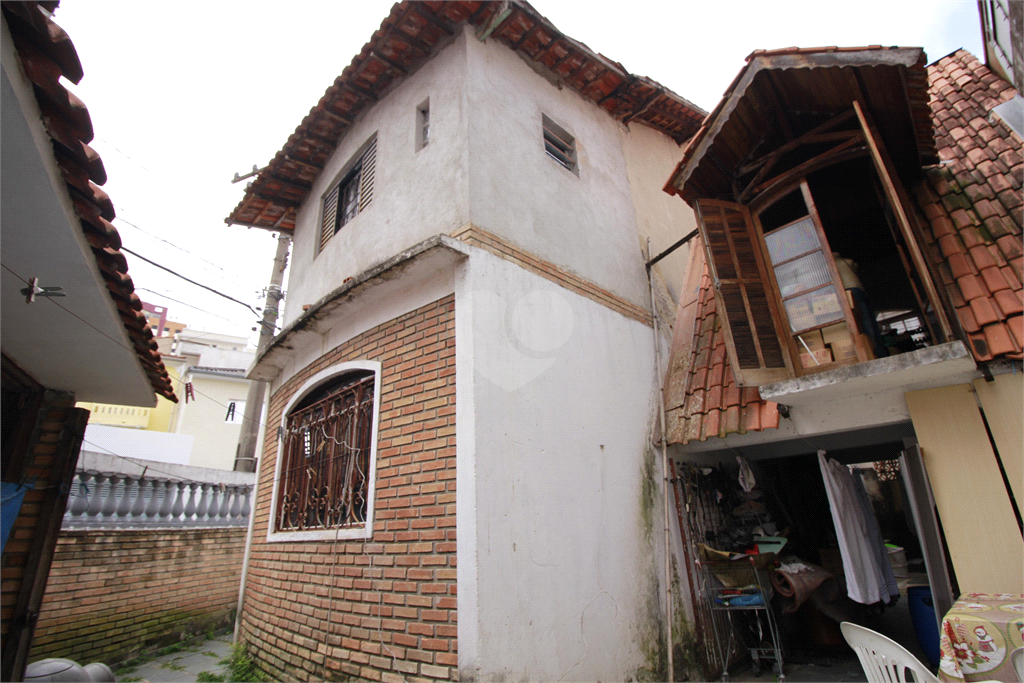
[841,622,941,683]
[1010,647,1024,683]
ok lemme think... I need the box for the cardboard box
[800,349,834,368]
[822,322,857,361]
[797,329,826,354]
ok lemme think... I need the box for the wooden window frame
[317,136,378,255]
[266,361,382,543]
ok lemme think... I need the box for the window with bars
[542,114,577,175]
[319,137,377,253]
[274,370,376,535]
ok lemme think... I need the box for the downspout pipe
[646,238,674,683]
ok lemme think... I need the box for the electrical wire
[134,288,237,323]
[1,262,267,430]
[120,247,260,316]
[113,211,238,277]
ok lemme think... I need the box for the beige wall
[175,373,249,470]
[906,382,1024,594]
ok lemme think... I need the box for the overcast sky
[52,0,984,348]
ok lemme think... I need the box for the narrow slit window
[416,98,430,151]
[542,114,577,174]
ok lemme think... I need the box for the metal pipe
[647,238,674,682]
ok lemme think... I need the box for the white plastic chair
[1010,647,1024,683]
[841,622,1002,683]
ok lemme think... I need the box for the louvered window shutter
[696,198,792,386]
[320,184,340,252]
[358,138,376,212]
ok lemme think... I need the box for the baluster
[86,473,107,521]
[116,476,135,519]
[195,483,211,524]
[218,485,233,521]
[147,479,167,522]
[240,486,253,522]
[68,472,91,518]
[169,481,186,522]
[102,474,122,520]
[229,485,242,521]
[131,477,149,520]
[158,480,177,521]
[181,481,197,523]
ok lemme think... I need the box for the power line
[112,208,238,278]
[120,247,260,316]
[134,287,237,323]
[1,262,268,430]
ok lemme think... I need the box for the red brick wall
[240,295,457,682]
[30,527,247,664]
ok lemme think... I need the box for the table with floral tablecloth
[938,593,1024,682]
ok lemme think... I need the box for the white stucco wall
[454,248,668,681]
[175,372,250,470]
[283,32,470,325]
[464,33,653,311]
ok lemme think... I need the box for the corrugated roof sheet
[225,0,707,232]
[913,49,1023,362]
[3,2,176,402]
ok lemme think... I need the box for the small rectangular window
[416,98,430,151]
[225,400,246,424]
[319,137,377,252]
[542,114,577,174]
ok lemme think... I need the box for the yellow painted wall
[973,372,1023,508]
[76,402,151,428]
[146,360,183,432]
[906,383,1024,594]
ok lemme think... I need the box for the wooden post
[852,100,954,340]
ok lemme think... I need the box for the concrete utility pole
[233,232,291,472]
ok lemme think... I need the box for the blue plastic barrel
[908,585,941,668]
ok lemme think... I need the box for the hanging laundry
[817,450,899,605]
[737,455,756,492]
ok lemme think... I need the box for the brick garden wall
[30,527,246,664]
[240,295,457,682]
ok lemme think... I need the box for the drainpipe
[646,238,673,683]
[233,382,267,646]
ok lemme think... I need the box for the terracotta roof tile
[915,49,1023,364]
[3,2,175,401]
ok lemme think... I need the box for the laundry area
[672,433,942,681]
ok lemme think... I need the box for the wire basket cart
[696,555,784,681]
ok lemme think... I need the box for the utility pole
[233,232,290,472]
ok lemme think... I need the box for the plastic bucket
[907,585,941,668]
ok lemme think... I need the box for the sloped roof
[913,49,1023,361]
[665,263,780,445]
[3,2,176,401]
[664,45,937,204]
[225,0,707,232]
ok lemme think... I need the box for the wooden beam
[511,22,541,50]
[265,174,313,194]
[853,99,953,340]
[253,191,300,209]
[410,4,456,35]
[743,133,865,202]
[737,109,858,176]
[283,155,324,173]
[369,50,408,75]
[761,71,794,140]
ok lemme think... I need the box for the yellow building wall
[146,361,182,432]
[75,402,151,428]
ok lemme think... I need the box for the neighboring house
[78,326,261,471]
[662,44,1022,662]
[980,0,1022,93]
[224,1,707,680]
[0,2,175,679]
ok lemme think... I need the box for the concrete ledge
[759,340,976,406]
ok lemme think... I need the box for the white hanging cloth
[817,450,900,605]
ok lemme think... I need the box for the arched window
[268,361,381,541]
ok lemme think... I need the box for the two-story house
[225,2,707,681]
[662,45,1022,669]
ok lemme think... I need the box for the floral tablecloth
[938,593,1024,682]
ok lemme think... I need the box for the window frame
[316,135,378,256]
[542,113,578,175]
[265,360,382,543]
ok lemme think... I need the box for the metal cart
[696,555,784,681]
